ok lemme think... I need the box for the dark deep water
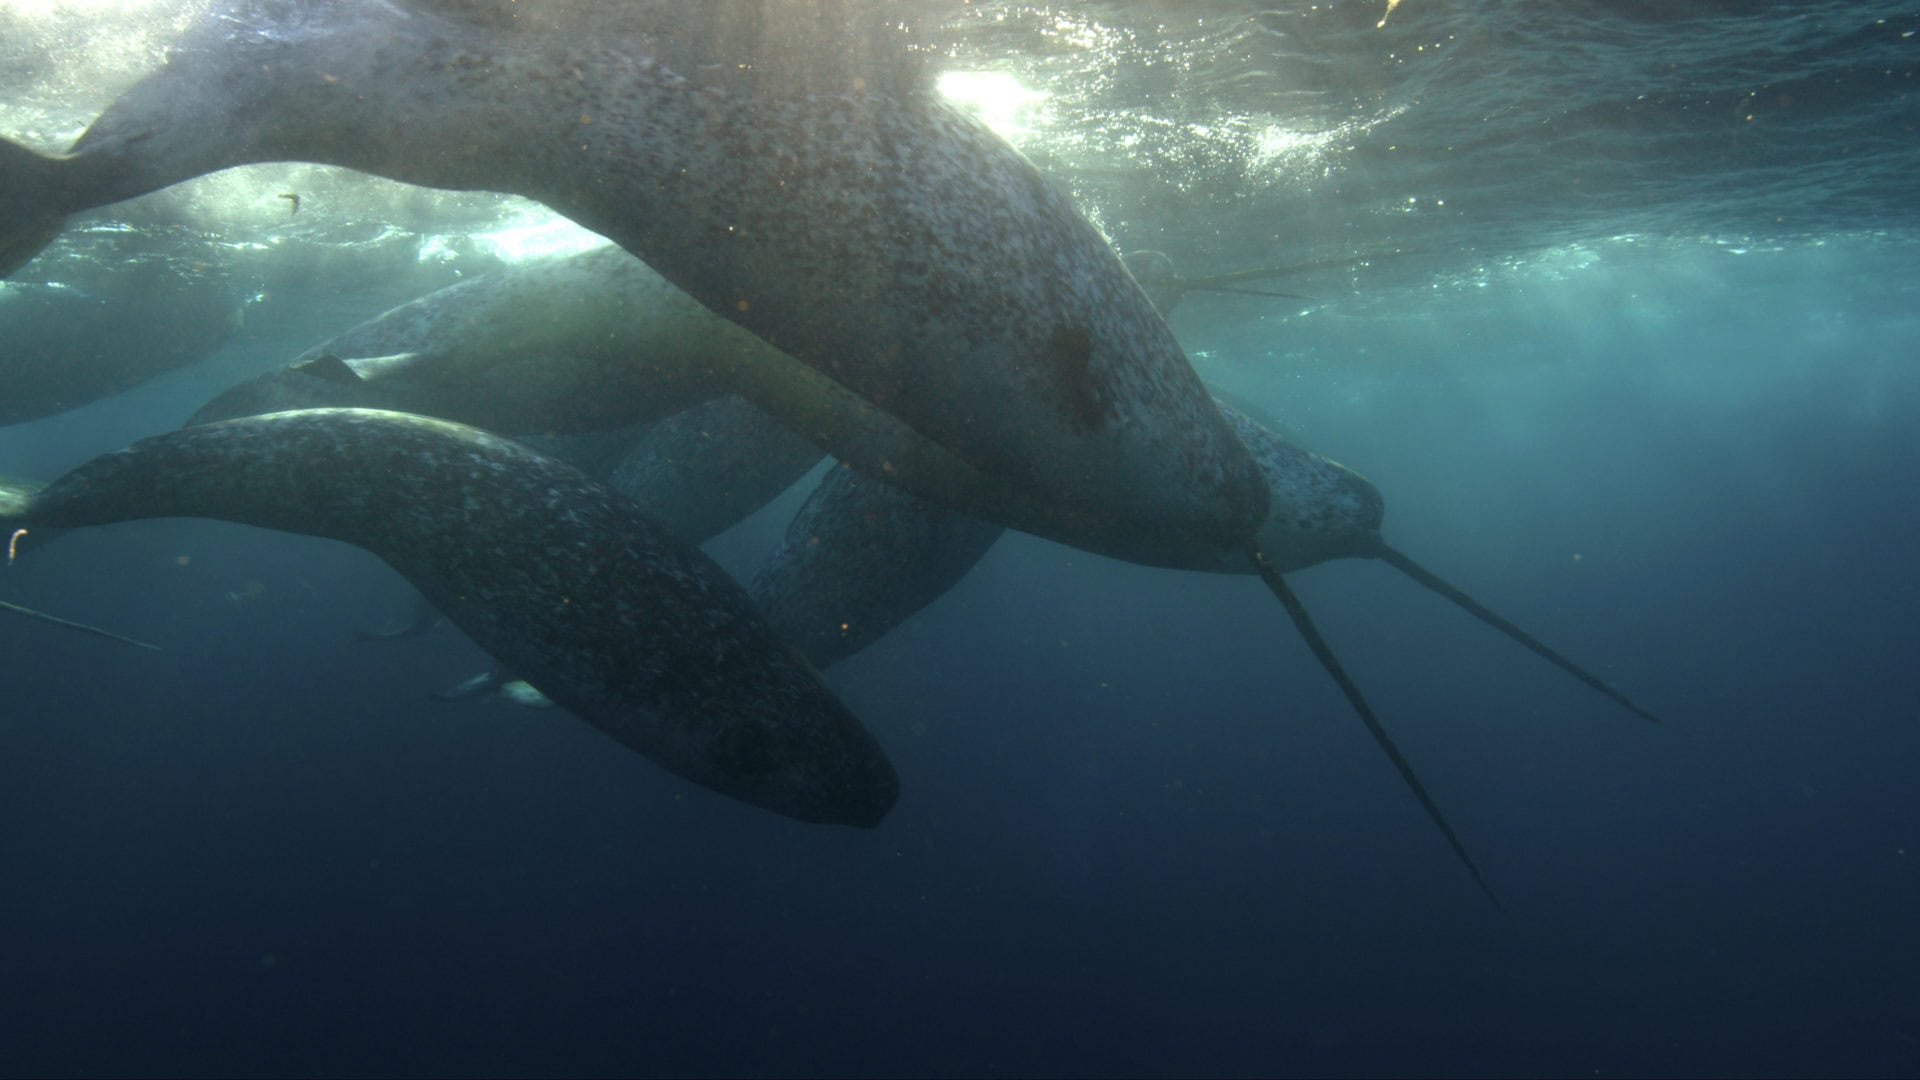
[2,2,1918,1077]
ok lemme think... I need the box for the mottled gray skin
[181,248,1008,556]
[0,408,898,827]
[0,0,1268,565]
[608,396,825,545]
[190,347,712,435]
[186,243,1371,574]
[1228,405,1386,574]
[740,400,1381,672]
[411,391,1382,688]
[187,246,743,434]
[187,251,824,544]
[751,463,1007,669]
[200,362,823,550]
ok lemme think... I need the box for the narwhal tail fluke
[1374,544,1665,726]
[0,138,70,277]
[0,599,161,651]
[1252,548,1500,907]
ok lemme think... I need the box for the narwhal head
[1214,403,1385,573]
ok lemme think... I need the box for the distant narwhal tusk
[1181,283,1318,303]
[1372,544,1666,725]
[1251,547,1500,907]
[0,598,161,651]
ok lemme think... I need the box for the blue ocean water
[1,2,1917,1077]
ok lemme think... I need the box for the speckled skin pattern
[738,404,1383,671]
[181,241,1372,578]
[750,463,1006,669]
[1,408,899,827]
[609,396,825,545]
[1222,404,1387,574]
[11,0,1268,564]
[182,250,827,544]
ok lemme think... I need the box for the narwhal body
[0,409,899,828]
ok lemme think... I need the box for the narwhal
[0,408,900,828]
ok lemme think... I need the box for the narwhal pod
[183,243,1365,576]
[0,0,1267,564]
[0,408,898,827]
[420,394,1381,689]
[740,400,1384,671]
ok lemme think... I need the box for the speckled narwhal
[0,408,900,828]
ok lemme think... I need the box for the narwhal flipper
[432,667,553,708]
[0,599,160,651]
[1373,544,1665,725]
[431,668,503,702]
[1251,548,1499,906]
[0,139,69,277]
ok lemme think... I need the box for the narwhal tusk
[1372,544,1665,725]
[0,599,162,651]
[1251,547,1500,907]
[1181,283,1318,303]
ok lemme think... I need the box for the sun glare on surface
[936,70,1050,141]
[467,213,610,263]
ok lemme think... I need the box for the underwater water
[1,2,1916,1077]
